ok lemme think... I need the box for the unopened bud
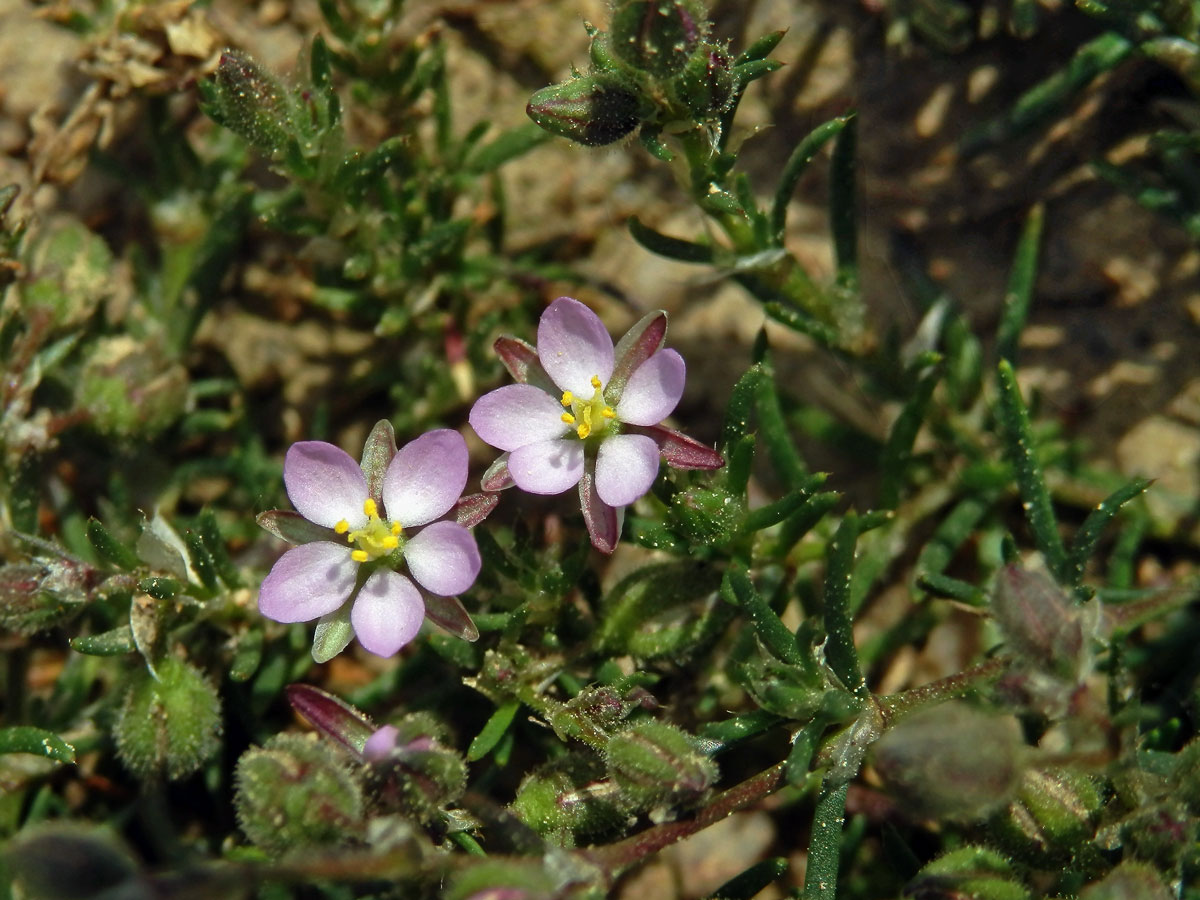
[78,336,189,439]
[20,216,115,330]
[992,768,1102,862]
[992,566,1090,682]
[671,42,734,119]
[446,861,556,900]
[1080,862,1172,900]
[606,720,717,812]
[610,0,707,78]
[526,75,643,146]
[668,484,744,545]
[512,757,625,846]
[235,733,364,854]
[363,712,467,823]
[210,50,291,154]
[871,702,1023,822]
[115,656,221,780]
[907,845,1027,900]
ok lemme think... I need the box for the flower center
[559,374,617,440]
[335,498,402,563]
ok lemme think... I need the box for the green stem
[801,778,849,900]
[876,656,1013,725]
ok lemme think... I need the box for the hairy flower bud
[526,75,643,146]
[871,702,1024,822]
[991,768,1102,863]
[208,50,292,154]
[606,721,717,812]
[992,565,1091,682]
[671,42,734,120]
[906,846,1029,900]
[20,216,116,330]
[1080,862,1173,900]
[115,656,222,781]
[235,733,364,854]
[78,336,189,439]
[512,756,626,846]
[362,713,467,823]
[609,0,707,78]
[447,861,557,900]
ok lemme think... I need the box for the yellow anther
[382,536,399,549]
[561,391,573,407]
[576,422,592,439]
[363,498,378,518]
[590,374,603,390]
[601,406,616,419]
[334,519,349,534]
[391,521,402,535]
[351,549,369,563]
[561,412,576,424]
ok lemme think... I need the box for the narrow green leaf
[737,30,786,65]
[628,216,715,263]
[742,474,829,533]
[137,576,180,600]
[995,204,1044,365]
[86,519,139,570]
[784,718,823,786]
[70,625,136,657]
[9,453,40,535]
[725,434,756,499]
[1066,477,1152,587]
[198,509,240,588]
[995,359,1067,581]
[803,777,849,900]
[466,123,550,173]
[733,57,783,86]
[230,628,264,682]
[721,569,806,668]
[763,301,841,349]
[878,362,942,509]
[467,699,521,762]
[699,709,780,748]
[776,490,841,552]
[722,364,765,451]
[0,726,75,763]
[916,572,987,606]
[829,113,858,290]
[913,494,994,588]
[771,117,850,243]
[755,366,807,487]
[706,857,788,900]
[183,529,219,591]
[823,515,868,698]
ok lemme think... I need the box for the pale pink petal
[363,725,399,761]
[403,521,481,596]
[284,441,369,529]
[508,439,585,495]
[595,434,660,507]
[351,569,425,657]
[469,384,570,452]
[381,429,468,528]
[616,349,686,426]
[258,542,358,623]
[537,297,615,396]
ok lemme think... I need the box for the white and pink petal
[595,433,661,507]
[403,520,482,597]
[258,542,358,624]
[382,429,468,528]
[508,439,585,495]
[616,349,686,426]
[537,297,615,396]
[350,569,425,657]
[284,441,370,530]
[469,384,570,452]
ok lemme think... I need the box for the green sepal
[86,519,139,570]
[70,625,136,657]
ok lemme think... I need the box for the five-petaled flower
[257,428,485,658]
[469,296,724,553]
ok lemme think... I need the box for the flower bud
[526,74,643,146]
[446,861,556,900]
[362,712,467,824]
[990,768,1102,863]
[0,561,90,635]
[115,656,222,780]
[871,702,1024,822]
[992,565,1090,682]
[606,721,717,812]
[609,0,707,78]
[668,484,745,545]
[670,42,734,120]
[512,756,626,846]
[1080,862,1173,900]
[906,846,1029,900]
[19,216,115,330]
[78,336,189,439]
[235,733,364,854]
[208,50,291,154]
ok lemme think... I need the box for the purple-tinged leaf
[422,592,480,642]
[630,424,725,470]
[360,419,397,505]
[579,465,621,554]
[606,310,667,405]
[256,510,338,545]
[454,492,500,528]
[481,454,515,491]
[495,336,556,392]
[286,683,375,757]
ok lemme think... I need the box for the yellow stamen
[590,374,603,390]
[561,391,573,407]
[351,549,369,563]
[382,536,399,549]
[363,498,378,518]
[391,521,402,535]
[334,519,349,534]
[576,405,594,439]
[561,412,576,424]
[601,406,616,419]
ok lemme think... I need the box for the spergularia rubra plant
[469,296,723,552]
[256,423,494,661]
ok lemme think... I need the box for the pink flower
[469,297,723,553]
[257,428,486,658]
